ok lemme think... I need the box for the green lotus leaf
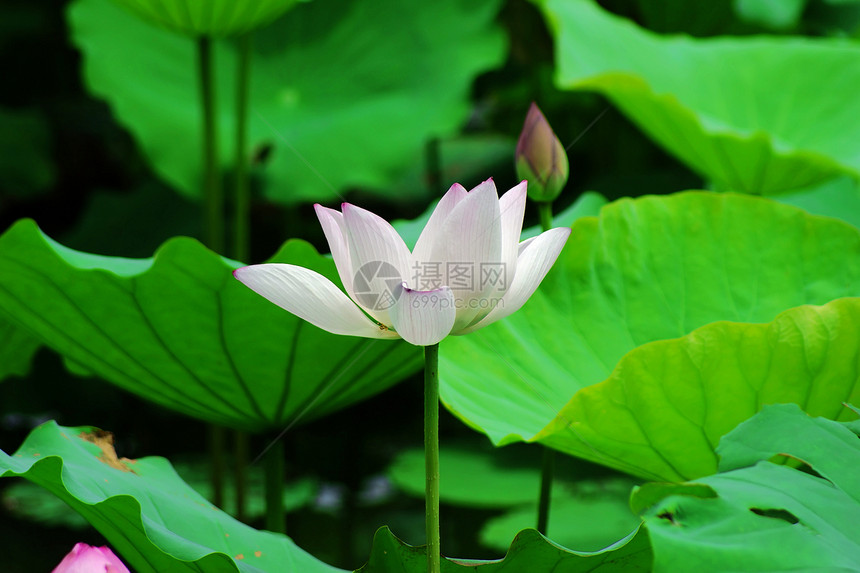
[0,219,421,431]
[0,421,342,572]
[109,0,299,37]
[538,297,860,481]
[68,0,505,204]
[357,525,652,572]
[638,404,860,571]
[537,0,860,194]
[440,192,860,459]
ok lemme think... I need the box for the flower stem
[197,35,224,254]
[536,201,553,233]
[424,342,441,573]
[264,437,286,534]
[536,199,555,535]
[208,425,225,508]
[536,446,555,533]
[233,33,252,264]
[234,431,248,522]
[197,34,226,512]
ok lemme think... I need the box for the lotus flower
[52,543,129,573]
[516,102,569,203]
[234,179,570,346]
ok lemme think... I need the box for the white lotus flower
[234,179,570,346]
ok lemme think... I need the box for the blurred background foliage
[1,0,859,570]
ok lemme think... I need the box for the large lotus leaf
[537,297,860,481]
[68,0,505,204]
[637,404,860,571]
[0,421,344,572]
[537,0,860,194]
[109,0,299,37]
[0,313,41,381]
[440,192,860,449]
[0,219,421,431]
[357,525,652,572]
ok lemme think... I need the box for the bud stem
[537,201,553,233]
[535,199,556,535]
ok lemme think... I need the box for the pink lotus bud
[52,543,130,573]
[515,102,569,202]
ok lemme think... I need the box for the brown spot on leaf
[254,551,262,558]
[79,430,137,474]
[236,554,244,560]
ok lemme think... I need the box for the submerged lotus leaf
[0,219,421,431]
[537,0,860,194]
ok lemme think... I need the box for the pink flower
[52,543,130,573]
